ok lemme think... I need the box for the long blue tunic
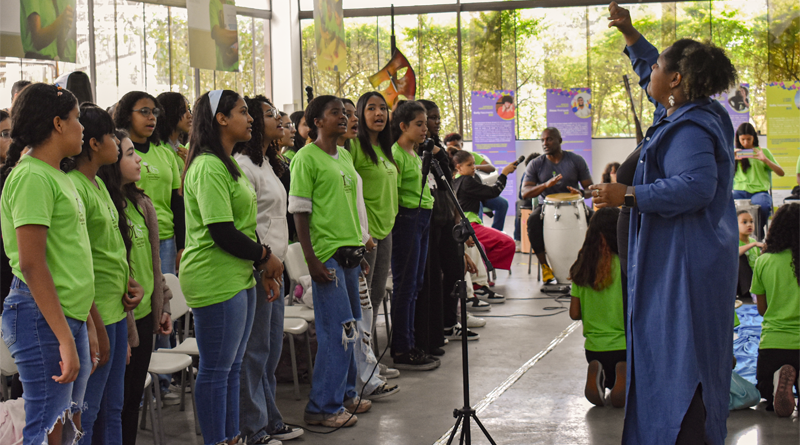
[623,37,737,445]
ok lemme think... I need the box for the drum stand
[431,159,497,445]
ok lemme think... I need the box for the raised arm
[609,2,661,111]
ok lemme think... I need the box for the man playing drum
[522,127,594,284]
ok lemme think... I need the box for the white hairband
[209,90,224,118]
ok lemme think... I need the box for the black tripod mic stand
[430,158,496,445]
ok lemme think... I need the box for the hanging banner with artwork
[0,0,77,62]
[470,90,517,216]
[314,0,346,72]
[766,82,800,196]
[713,83,751,137]
[368,49,415,108]
[188,0,239,72]
[546,88,593,176]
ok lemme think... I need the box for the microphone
[421,149,433,185]
[513,155,525,166]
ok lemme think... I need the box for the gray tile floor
[140,251,799,445]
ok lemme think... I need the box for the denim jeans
[363,234,392,343]
[2,277,92,445]
[240,277,285,443]
[305,258,361,416]
[390,207,431,356]
[482,195,509,231]
[156,237,177,391]
[732,190,772,239]
[79,318,128,444]
[193,287,257,445]
[354,271,383,395]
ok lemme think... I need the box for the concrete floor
[139,249,799,445]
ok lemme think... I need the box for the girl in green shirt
[155,92,192,172]
[568,207,626,408]
[181,90,282,444]
[0,83,97,445]
[737,209,762,301]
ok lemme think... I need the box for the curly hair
[290,110,307,153]
[444,132,462,145]
[734,122,759,174]
[663,39,737,101]
[762,203,799,285]
[232,95,285,177]
[569,207,621,291]
[602,162,620,184]
[113,91,162,144]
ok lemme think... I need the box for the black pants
[415,223,446,353]
[440,221,462,330]
[756,348,800,406]
[585,349,626,390]
[121,312,155,445]
[676,386,708,445]
[737,255,753,299]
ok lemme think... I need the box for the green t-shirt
[571,255,626,352]
[392,143,434,210]
[181,154,257,308]
[209,0,239,71]
[1,156,94,321]
[68,172,128,325]
[796,155,800,175]
[464,211,482,224]
[350,139,399,239]
[125,199,154,320]
[733,148,777,194]
[20,0,76,61]
[739,237,760,270]
[135,142,182,240]
[472,152,485,165]
[289,144,362,263]
[285,150,297,161]
[750,250,800,349]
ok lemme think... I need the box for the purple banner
[713,83,750,138]
[546,88,593,179]
[470,90,517,216]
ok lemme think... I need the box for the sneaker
[304,411,357,428]
[429,347,445,356]
[585,360,605,407]
[773,364,797,417]
[344,397,372,414]
[378,363,400,379]
[392,349,440,371]
[541,264,557,285]
[458,312,486,328]
[515,240,522,253]
[473,285,505,304]
[169,383,190,394]
[444,323,480,341]
[610,362,626,408]
[269,425,303,441]
[252,436,282,444]
[368,382,400,400]
[465,297,491,312]
[161,391,181,406]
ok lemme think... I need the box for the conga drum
[541,193,589,283]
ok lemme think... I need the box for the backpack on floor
[729,370,760,410]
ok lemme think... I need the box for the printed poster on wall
[0,0,77,62]
[546,88,593,178]
[470,90,517,216]
[766,82,800,195]
[713,83,750,136]
[188,0,239,72]
[314,0,346,72]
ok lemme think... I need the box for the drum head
[545,193,582,203]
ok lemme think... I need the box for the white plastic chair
[283,317,310,400]
[146,352,199,441]
[140,373,162,445]
[0,316,17,401]
[284,243,309,306]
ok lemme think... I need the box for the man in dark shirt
[521,127,593,284]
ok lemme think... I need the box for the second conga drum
[541,193,588,283]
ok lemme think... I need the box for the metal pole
[194,68,201,99]
[88,0,97,101]
[168,7,174,89]
[252,17,257,94]
[456,0,463,136]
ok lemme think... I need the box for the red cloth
[471,222,515,271]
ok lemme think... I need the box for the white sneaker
[161,391,181,406]
[458,312,486,328]
[444,323,480,341]
[378,363,400,379]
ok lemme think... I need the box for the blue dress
[623,37,737,445]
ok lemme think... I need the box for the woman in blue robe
[592,3,739,444]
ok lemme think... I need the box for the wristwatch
[624,186,636,208]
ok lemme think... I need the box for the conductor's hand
[501,163,518,176]
[588,183,627,208]
[608,2,633,32]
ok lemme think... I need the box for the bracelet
[254,244,272,268]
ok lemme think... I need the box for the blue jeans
[193,287,257,445]
[156,237,177,391]
[482,196,509,231]
[390,207,431,356]
[305,258,361,416]
[732,190,772,238]
[240,277,285,443]
[2,277,92,445]
[79,318,127,444]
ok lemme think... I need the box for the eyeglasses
[132,107,160,118]
[264,107,280,119]
[283,122,295,129]
[0,130,10,139]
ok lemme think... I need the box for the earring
[669,94,675,107]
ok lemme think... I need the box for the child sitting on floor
[737,209,763,301]
[568,207,626,408]
[751,203,799,417]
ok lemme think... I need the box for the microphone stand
[430,158,496,445]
